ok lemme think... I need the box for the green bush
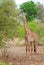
[18,20,37,40]
[0,33,5,48]
[28,20,37,32]
[0,61,12,65]
[18,20,44,43]
[18,25,25,40]
[36,27,44,42]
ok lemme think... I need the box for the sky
[15,0,44,7]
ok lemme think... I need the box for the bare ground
[0,45,44,65]
[0,38,44,65]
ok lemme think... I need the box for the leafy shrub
[28,20,37,32]
[17,20,38,40]
[0,33,5,48]
[18,25,25,40]
[0,61,12,65]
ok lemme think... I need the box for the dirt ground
[0,45,44,65]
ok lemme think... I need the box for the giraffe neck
[23,15,31,34]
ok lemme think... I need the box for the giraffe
[21,12,38,54]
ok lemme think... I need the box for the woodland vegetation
[0,0,44,64]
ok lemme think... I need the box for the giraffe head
[19,12,26,19]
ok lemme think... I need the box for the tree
[20,1,37,21]
[36,2,44,22]
[0,0,19,47]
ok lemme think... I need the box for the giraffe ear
[19,13,23,17]
[22,12,26,16]
[22,12,25,14]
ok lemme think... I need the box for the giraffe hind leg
[34,43,36,53]
[25,45,27,55]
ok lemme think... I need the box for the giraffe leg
[30,43,32,55]
[31,41,34,54]
[26,45,27,54]
[29,43,32,60]
[34,42,36,54]
[25,38,28,55]
[32,42,35,54]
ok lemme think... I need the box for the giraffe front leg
[26,45,27,54]
[32,42,35,54]
[29,41,34,55]
[29,43,32,55]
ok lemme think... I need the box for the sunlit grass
[0,61,12,65]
